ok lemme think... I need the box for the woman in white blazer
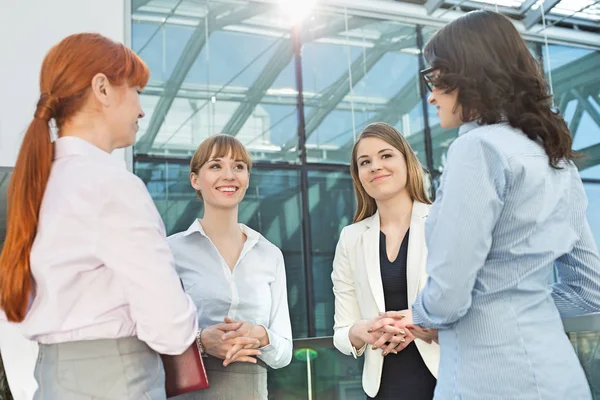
[331,122,440,399]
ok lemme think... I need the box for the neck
[200,204,241,240]
[60,113,115,153]
[376,190,413,229]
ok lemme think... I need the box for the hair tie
[34,92,59,121]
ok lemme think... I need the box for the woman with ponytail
[0,33,198,399]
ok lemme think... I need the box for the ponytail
[0,95,55,322]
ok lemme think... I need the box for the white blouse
[18,136,197,355]
[168,221,293,369]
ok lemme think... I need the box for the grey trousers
[34,337,166,400]
[172,355,267,400]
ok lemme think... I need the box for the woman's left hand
[221,317,269,366]
[369,309,438,344]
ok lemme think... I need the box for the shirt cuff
[256,325,291,369]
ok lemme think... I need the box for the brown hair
[350,122,431,223]
[0,33,150,322]
[190,134,252,199]
[424,10,574,168]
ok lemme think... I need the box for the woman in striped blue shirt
[372,10,600,400]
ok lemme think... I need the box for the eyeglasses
[420,67,437,92]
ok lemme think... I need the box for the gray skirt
[172,355,267,400]
[34,336,166,400]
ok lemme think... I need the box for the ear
[190,171,202,192]
[90,73,111,107]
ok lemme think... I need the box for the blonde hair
[350,122,431,223]
[190,134,252,199]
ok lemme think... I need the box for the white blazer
[331,201,440,398]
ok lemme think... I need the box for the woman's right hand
[349,317,407,355]
[201,322,261,361]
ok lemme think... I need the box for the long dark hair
[424,10,574,168]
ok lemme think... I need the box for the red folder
[161,335,209,398]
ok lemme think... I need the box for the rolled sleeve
[97,174,197,355]
[257,252,293,369]
[552,170,600,317]
[412,135,509,329]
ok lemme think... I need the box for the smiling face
[355,136,409,202]
[191,149,250,210]
[189,134,253,210]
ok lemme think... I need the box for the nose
[427,91,435,105]
[370,159,382,172]
[223,167,235,180]
[138,109,145,119]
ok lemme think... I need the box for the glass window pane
[301,14,426,164]
[307,170,355,336]
[132,0,299,162]
[546,45,600,179]
[135,160,309,337]
[268,343,363,399]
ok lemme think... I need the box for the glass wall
[131,1,600,398]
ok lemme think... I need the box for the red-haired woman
[0,33,198,399]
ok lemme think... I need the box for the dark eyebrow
[357,148,394,160]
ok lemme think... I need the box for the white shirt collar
[54,136,126,168]
[182,219,261,246]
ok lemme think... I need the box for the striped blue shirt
[412,121,600,400]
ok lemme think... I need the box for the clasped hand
[201,317,269,367]
[353,309,438,356]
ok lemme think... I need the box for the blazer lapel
[362,212,386,312]
[407,201,429,306]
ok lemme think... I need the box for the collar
[458,118,510,137]
[53,136,126,168]
[458,120,481,136]
[363,201,429,229]
[182,219,261,245]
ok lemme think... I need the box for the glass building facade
[129,0,600,397]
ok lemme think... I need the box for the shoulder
[338,216,372,245]
[167,230,189,246]
[244,225,284,261]
[453,122,544,162]
[98,166,151,203]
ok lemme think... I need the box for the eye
[359,159,370,166]
[209,163,221,169]
[234,163,247,170]
[381,153,392,159]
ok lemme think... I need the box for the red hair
[0,33,150,322]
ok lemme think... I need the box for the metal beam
[571,89,600,129]
[575,143,600,171]
[221,40,294,136]
[520,0,540,15]
[132,0,151,11]
[335,76,421,152]
[552,52,600,98]
[221,17,365,137]
[283,29,417,151]
[524,0,561,30]
[425,0,445,15]
[136,5,268,153]
[569,105,584,139]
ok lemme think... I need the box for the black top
[368,230,436,400]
